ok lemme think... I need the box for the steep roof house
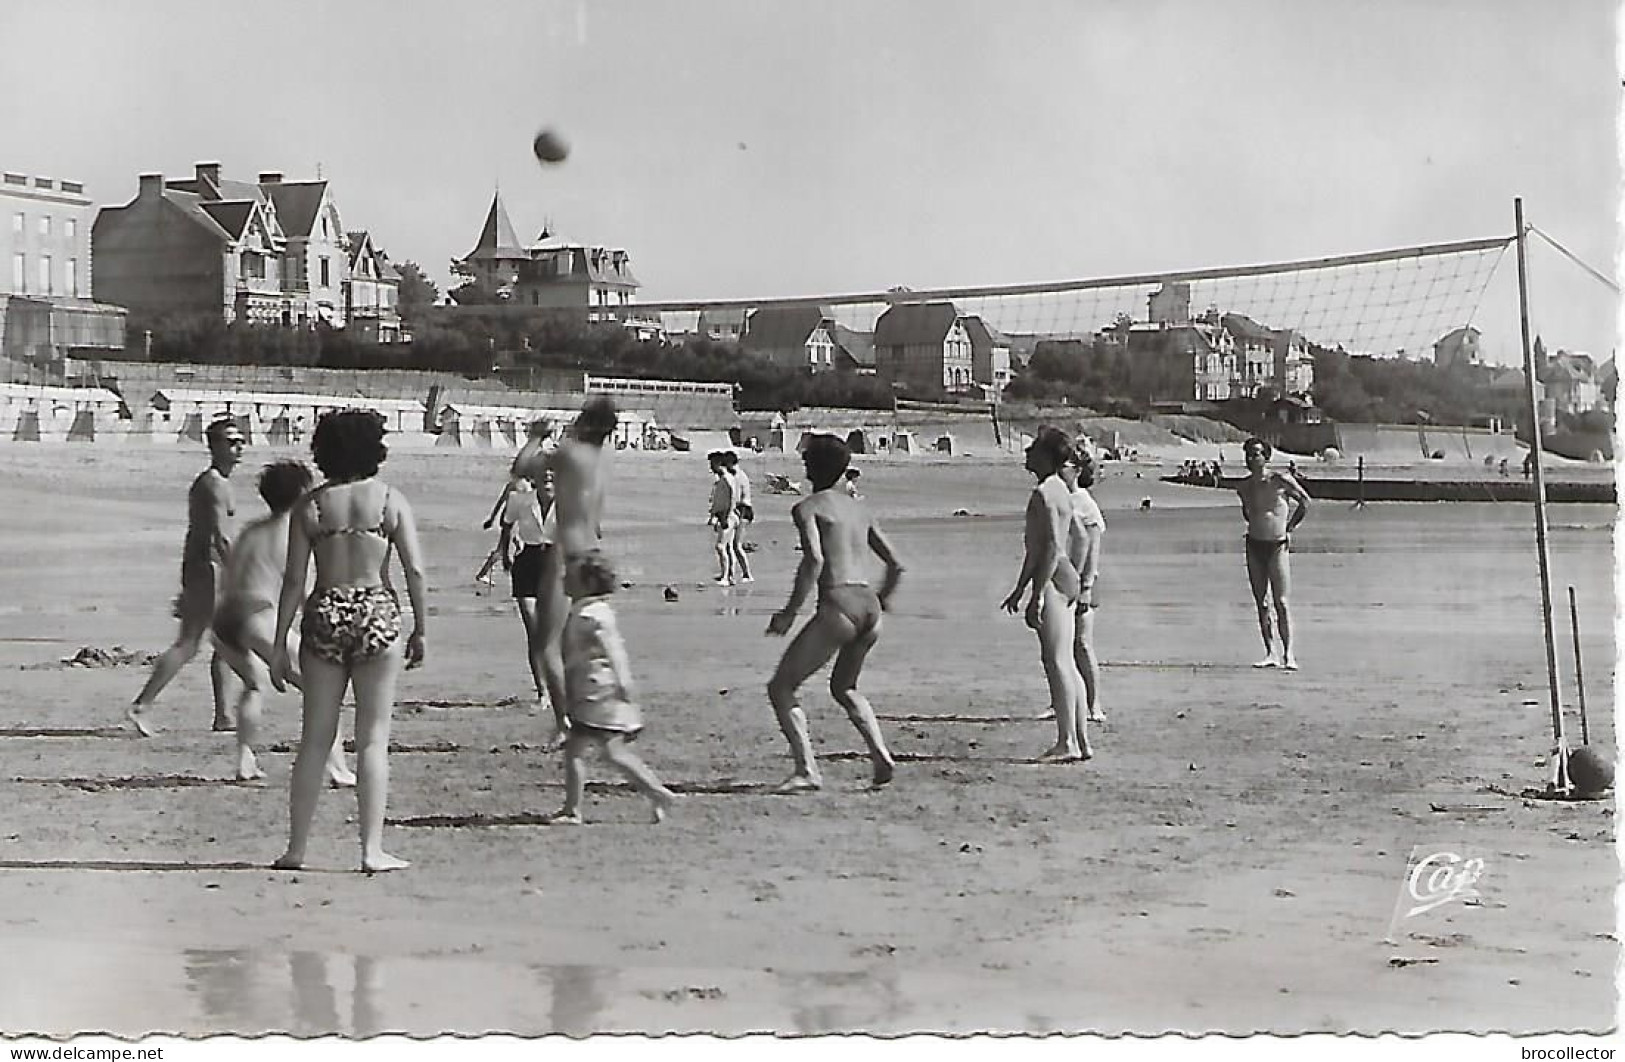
[873,301,973,398]
[741,305,836,371]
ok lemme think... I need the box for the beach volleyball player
[765,434,903,793]
[1237,437,1310,670]
[127,416,245,737]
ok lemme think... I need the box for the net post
[1514,197,1569,789]
[1568,585,1590,746]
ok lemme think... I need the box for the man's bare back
[537,438,607,558]
[224,517,289,608]
[794,490,880,588]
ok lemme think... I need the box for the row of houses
[691,301,1013,401]
[91,163,406,341]
[1119,281,1315,402]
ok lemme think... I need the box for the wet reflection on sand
[8,938,953,1037]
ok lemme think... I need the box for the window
[319,257,330,287]
[12,252,24,292]
[11,213,21,235]
[39,254,52,295]
[38,215,49,238]
[65,258,77,297]
[65,218,76,242]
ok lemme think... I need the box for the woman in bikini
[269,409,428,874]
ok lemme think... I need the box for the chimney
[195,161,221,186]
[259,171,283,185]
[138,172,164,198]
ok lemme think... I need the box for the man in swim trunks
[1237,436,1310,670]
[765,434,904,793]
[128,416,245,737]
[212,460,354,785]
[514,396,621,745]
[707,451,739,586]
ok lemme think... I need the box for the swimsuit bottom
[172,556,220,622]
[213,599,272,653]
[1244,535,1290,565]
[816,583,882,639]
[302,585,402,667]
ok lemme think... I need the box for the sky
[0,0,1617,365]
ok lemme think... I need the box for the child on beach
[212,459,353,784]
[545,551,675,824]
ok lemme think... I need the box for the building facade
[963,315,1014,395]
[1433,326,1481,369]
[873,301,973,398]
[344,231,402,343]
[93,162,399,338]
[1,169,125,367]
[741,305,837,371]
[452,192,641,325]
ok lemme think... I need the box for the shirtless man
[212,460,353,785]
[765,434,903,793]
[128,417,245,737]
[1238,436,1310,670]
[514,396,619,744]
[707,451,739,586]
[1002,426,1090,762]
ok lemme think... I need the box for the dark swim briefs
[1244,535,1290,566]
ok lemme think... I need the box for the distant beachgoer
[766,435,904,793]
[500,471,567,726]
[723,450,754,584]
[270,410,428,874]
[127,417,246,737]
[1238,437,1310,671]
[707,451,739,586]
[543,551,675,825]
[1061,445,1106,727]
[477,419,557,586]
[1499,457,1510,478]
[1522,450,1535,478]
[213,460,353,785]
[843,467,863,499]
[1001,426,1090,762]
[485,419,556,530]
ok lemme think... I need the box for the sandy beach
[0,442,1614,1036]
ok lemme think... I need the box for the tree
[448,279,501,306]
[394,261,439,321]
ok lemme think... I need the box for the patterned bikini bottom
[302,585,402,667]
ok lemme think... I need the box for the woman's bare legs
[350,643,408,872]
[274,645,347,870]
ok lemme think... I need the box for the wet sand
[0,444,1615,1036]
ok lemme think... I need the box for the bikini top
[310,484,391,543]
